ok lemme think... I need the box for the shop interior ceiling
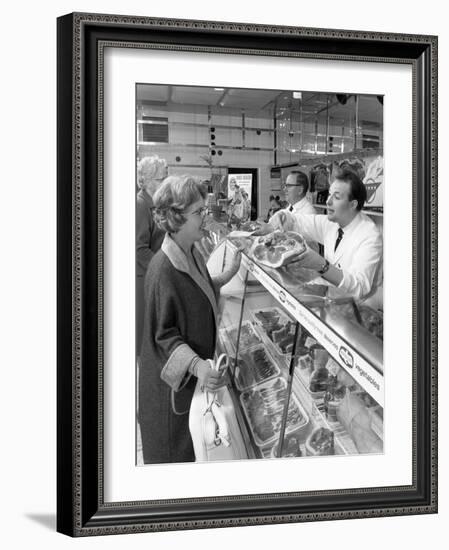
[137,84,383,128]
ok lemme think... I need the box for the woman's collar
[161,233,201,274]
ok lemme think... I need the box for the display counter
[206,228,384,460]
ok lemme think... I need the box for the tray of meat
[250,231,307,268]
[250,307,296,356]
[240,377,309,448]
[294,346,332,398]
[234,345,280,392]
[305,427,335,456]
[270,433,303,458]
[222,320,262,353]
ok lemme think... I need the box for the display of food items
[296,350,313,374]
[227,321,262,350]
[251,307,295,355]
[311,346,329,368]
[240,378,308,447]
[305,427,335,456]
[271,434,302,458]
[358,305,383,340]
[307,347,329,391]
[234,345,280,391]
[309,366,330,393]
[250,231,307,268]
[271,320,296,354]
[323,376,347,422]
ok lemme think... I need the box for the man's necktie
[289,205,293,212]
[334,227,344,251]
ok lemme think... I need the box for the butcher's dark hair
[289,170,309,193]
[336,168,367,211]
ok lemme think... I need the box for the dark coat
[138,234,218,464]
[136,189,165,352]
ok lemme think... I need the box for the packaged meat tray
[221,320,262,353]
[294,346,332,398]
[250,307,296,356]
[305,427,335,456]
[270,433,303,458]
[234,345,280,392]
[250,231,307,268]
[240,377,309,448]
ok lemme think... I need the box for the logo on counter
[339,346,354,369]
[278,291,286,304]
[248,261,255,273]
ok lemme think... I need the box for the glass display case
[207,234,384,460]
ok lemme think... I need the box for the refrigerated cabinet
[207,237,384,460]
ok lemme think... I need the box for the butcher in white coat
[259,169,383,308]
[283,170,317,216]
[282,170,318,252]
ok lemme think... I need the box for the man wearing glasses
[283,170,318,251]
[257,169,382,308]
[283,170,316,216]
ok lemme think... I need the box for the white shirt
[285,196,317,216]
[279,211,383,302]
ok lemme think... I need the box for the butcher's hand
[271,211,289,231]
[196,360,228,392]
[287,247,324,269]
[254,211,291,235]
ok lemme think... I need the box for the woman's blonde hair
[153,175,207,233]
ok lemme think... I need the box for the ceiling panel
[136,85,383,126]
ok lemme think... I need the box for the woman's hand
[196,360,228,391]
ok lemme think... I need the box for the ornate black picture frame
[57,12,437,536]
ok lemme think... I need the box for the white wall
[0,1,446,548]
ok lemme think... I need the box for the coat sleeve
[151,281,198,391]
[136,197,155,276]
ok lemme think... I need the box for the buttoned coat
[138,234,218,464]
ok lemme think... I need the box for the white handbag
[189,353,248,462]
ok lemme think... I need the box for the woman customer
[136,155,167,353]
[139,175,241,464]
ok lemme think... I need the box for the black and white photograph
[53,8,438,539]
[135,84,384,465]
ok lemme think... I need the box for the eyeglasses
[282,183,302,189]
[186,206,208,217]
